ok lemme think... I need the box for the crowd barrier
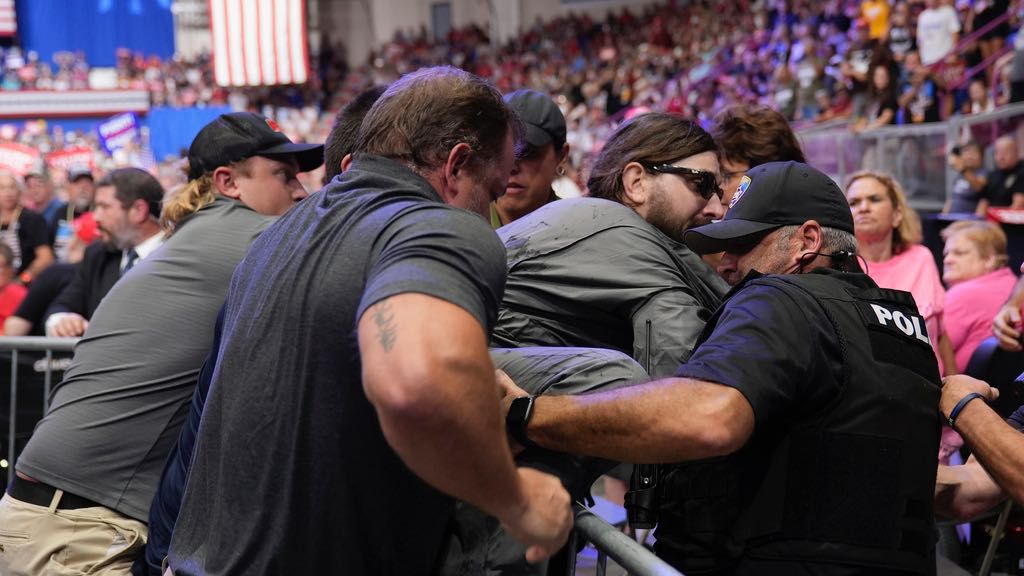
[557,504,681,576]
[796,102,1024,212]
[0,337,677,575]
[0,336,78,485]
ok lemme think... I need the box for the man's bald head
[995,136,1020,171]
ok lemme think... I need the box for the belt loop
[48,489,63,512]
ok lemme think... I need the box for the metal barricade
[562,503,681,576]
[795,102,1024,212]
[0,336,79,483]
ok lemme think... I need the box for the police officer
[501,161,942,575]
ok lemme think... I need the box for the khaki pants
[0,492,147,575]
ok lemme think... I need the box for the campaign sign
[47,147,95,173]
[97,112,139,154]
[0,142,41,175]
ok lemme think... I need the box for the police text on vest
[870,304,930,345]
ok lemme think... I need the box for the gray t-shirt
[492,197,729,377]
[17,196,273,520]
[168,154,506,575]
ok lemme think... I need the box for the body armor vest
[656,271,941,575]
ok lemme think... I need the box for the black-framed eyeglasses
[643,164,723,201]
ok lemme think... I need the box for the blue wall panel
[18,0,175,66]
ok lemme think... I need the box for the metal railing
[0,336,79,483]
[796,102,1024,211]
[562,503,681,576]
[0,335,677,575]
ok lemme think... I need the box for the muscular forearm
[361,294,526,523]
[527,377,754,463]
[948,401,1024,505]
[374,358,526,521]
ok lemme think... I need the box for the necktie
[122,249,139,276]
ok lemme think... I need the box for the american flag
[208,0,309,87]
[0,0,16,37]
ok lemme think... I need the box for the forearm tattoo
[373,299,397,352]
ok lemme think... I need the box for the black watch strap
[506,395,537,448]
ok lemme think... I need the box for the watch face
[506,396,535,448]
[507,396,533,425]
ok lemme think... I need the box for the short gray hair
[774,224,858,268]
[822,227,858,255]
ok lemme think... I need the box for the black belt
[7,475,103,510]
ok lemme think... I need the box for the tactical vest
[655,271,941,575]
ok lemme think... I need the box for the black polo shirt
[982,161,1024,207]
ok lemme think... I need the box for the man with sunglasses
[500,161,943,575]
[441,112,730,576]
[493,112,728,377]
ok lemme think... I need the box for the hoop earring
[557,166,566,176]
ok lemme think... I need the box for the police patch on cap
[730,175,751,208]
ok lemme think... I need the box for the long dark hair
[586,113,717,202]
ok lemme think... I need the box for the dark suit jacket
[46,242,121,320]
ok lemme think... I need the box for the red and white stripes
[209,0,309,87]
[0,0,17,38]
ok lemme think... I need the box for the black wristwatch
[506,395,537,448]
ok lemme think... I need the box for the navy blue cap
[684,161,854,254]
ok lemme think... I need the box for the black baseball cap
[187,112,324,181]
[684,161,854,254]
[504,89,566,150]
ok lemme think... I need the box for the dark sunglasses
[644,164,723,201]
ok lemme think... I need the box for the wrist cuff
[948,392,985,429]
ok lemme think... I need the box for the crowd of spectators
[4,1,1022,142]
[0,40,348,112]
[1,0,1023,195]
[353,0,1022,152]
[0,3,1022,571]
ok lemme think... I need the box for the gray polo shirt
[17,196,274,520]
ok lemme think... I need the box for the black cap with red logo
[186,112,323,181]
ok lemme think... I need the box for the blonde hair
[941,220,1009,269]
[161,159,251,234]
[845,170,922,253]
[160,173,216,233]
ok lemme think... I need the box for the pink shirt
[945,267,1017,372]
[866,244,948,373]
